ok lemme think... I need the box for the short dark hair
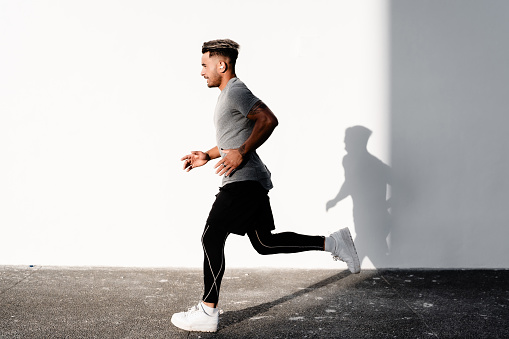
[202,39,240,67]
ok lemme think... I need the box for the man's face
[201,52,221,88]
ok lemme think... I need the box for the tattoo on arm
[238,144,247,157]
[242,100,277,157]
[247,100,267,118]
[241,101,265,156]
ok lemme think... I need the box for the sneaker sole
[340,228,361,274]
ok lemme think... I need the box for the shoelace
[185,305,200,315]
[185,304,224,316]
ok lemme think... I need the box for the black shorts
[206,181,275,236]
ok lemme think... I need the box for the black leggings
[201,225,324,304]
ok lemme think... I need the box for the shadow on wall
[326,126,393,268]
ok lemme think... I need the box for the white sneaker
[171,302,219,332]
[330,227,361,274]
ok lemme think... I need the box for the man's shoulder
[226,78,250,93]
[224,79,257,102]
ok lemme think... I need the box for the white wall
[0,0,389,269]
[1,1,506,269]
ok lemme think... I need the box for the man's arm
[181,146,220,172]
[241,100,279,156]
[205,146,221,160]
[215,100,278,176]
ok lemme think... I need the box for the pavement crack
[0,266,41,299]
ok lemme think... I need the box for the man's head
[201,39,240,89]
[202,39,240,68]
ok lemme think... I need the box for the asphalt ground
[1,266,508,338]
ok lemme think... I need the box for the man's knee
[201,224,227,247]
[253,246,272,255]
[250,231,274,255]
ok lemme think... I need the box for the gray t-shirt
[214,78,273,190]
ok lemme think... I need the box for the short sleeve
[227,84,260,117]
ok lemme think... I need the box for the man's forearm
[206,146,221,160]
[239,120,277,156]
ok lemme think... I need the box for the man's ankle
[202,301,217,309]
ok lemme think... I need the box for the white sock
[201,301,218,315]
[324,236,336,253]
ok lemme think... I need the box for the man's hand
[181,151,210,172]
[214,149,243,176]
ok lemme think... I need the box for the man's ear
[218,61,227,73]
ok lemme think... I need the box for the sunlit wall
[4,1,505,269]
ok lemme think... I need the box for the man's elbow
[256,110,278,131]
[269,115,279,129]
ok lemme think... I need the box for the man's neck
[219,74,236,91]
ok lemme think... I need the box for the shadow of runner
[326,126,393,268]
[219,270,352,329]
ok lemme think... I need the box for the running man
[171,39,360,333]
